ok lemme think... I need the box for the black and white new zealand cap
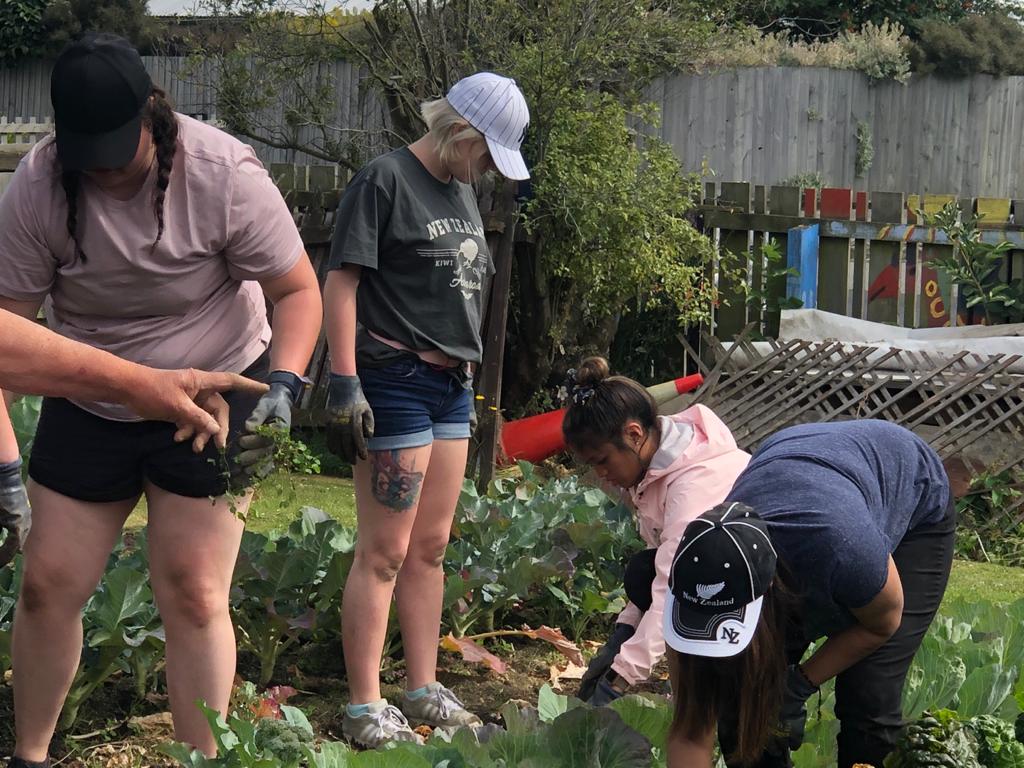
[663,502,778,658]
[446,72,530,180]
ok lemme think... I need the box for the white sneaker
[400,682,483,729]
[342,699,425,748]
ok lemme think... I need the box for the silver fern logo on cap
[696,582,726,600]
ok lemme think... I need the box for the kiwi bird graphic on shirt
[417,236,487,300]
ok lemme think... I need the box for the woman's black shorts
[28,353,269,503]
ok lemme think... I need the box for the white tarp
[723,309,1024,373]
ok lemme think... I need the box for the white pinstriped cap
[447,72,530,180]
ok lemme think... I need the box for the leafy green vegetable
[448,465,641,639]
[884,711,983,768]
[969,715,1024,768]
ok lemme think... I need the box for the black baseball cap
[50,32,153,172]
[663,502,778,658]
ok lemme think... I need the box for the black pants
[718,503,956,768]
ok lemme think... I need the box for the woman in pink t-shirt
[0,34,322,766]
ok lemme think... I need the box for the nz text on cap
[663,502,778,658]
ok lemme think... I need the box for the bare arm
[0,298,44,460]
[323,266,361,376]
[801,557,905,686]
[0,308,269,450]
[666,730,715,768]
[0,407,18,463]
[666,648,717,768]
[258,253,323,375]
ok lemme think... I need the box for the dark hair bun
[575,356,611,388]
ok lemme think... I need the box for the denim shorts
[358,357,472,451]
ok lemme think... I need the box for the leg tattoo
[370,450,424,512]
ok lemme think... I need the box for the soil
[0,637,670,767]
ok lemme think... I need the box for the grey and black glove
[237,371,306,482]
[776,664,818,750]
[587,671,626,706]
[325,374,374,464]
[0,458,31,568]
[578,622,635,701]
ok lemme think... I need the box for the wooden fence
[0,116,51,194]
[650,67,1024,198]
[5,60,1024,195]
[701,181,1024,339]
[0,57,384,166]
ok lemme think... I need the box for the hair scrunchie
[565,368,597,406]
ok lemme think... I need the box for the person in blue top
[660,420,955,768]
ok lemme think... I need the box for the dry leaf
[414,724,433,739]
[548,661,588,691]
[521,625,585,666]
[440,633,508,674]
[127,712,175,737]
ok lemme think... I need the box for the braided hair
[562,356,659,451]
[59,87,178,263]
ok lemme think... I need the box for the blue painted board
[787,223,819,309]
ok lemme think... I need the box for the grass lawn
[121,471,1024,606]
[124,472,357,534]
[943,558,1024,606]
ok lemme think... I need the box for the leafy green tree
[910,11,1024,75]
[0,0,156,62]
[732,0,1017,39]
[42,0,156,54]
[197,0,725,410]
[0,0,47,64]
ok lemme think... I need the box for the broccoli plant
[160,700,316,768]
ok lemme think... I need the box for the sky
[149,0,372,13]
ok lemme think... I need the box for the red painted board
[803,188,816,217]
[820,188,852,219]
[855,192,867,221]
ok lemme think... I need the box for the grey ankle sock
[10,757,51,768]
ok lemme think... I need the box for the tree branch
[401,0,438,89]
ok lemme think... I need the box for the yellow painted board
[923,194,956,215]
[977,197,1011,223]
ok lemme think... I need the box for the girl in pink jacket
[562,357,750,704]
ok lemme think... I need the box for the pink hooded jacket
[610,405,750,685]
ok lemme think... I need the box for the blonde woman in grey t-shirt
[323,72,530,748]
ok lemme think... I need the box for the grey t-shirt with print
[328,146,493,366]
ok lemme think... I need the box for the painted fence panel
[702,181,1024,338]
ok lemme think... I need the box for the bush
[698,21,912,82]
[910,12,1024,76]
[0,0,46,64]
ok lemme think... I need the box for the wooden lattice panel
[681,327,1024,524]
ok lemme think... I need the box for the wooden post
[786,223,819,309]
[471,179,519,489]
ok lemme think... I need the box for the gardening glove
[237,371,306,481]
[578,623,635,701]
[325,374,374,464]
[775,664,818,750]
[469,400,479,435]
[587,672,626,706]
[0,458,31,568]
